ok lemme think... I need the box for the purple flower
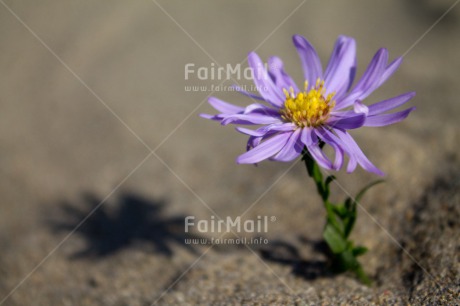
[201,35,415,175]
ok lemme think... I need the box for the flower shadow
[259,238,333,280]
[50,192,202,259]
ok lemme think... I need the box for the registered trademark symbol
[270,216,277,222]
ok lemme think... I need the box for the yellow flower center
[280,79,335,127]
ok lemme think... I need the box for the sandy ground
[0,0,459,305]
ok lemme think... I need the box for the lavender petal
[267,56,300,93]
[248,52,285,107]
[272,128,303,162]
[335,48,388,110]
[300,128,334,170]
[378,57,403,87]
[364,107,416,127]
[324,36,357,99]
[221,113,282,126]
[237,132,291,164]
[368,92,415,116]
[208,96,245,114]
[293,35,323,88]
[232,85,265,101]
[316,128,345,170]
[333,129,384,176]
[327,112,366,130]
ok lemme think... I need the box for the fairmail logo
[184,215,276,233]
[184,62,272,81]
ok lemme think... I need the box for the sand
[0,1,459,305]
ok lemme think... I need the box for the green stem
[302,148,371,285]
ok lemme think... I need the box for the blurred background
[0,0,459,305]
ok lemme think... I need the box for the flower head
[280,79,335,128]
[201,35,415,175]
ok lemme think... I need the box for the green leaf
[343,180,384,238]
[342,199,356,238]
[323,224,347,254]
[332,203,347,218]
[325,175,336,186]
[352,246,368,257]
[325,202,344,234]
[355,179,385,204]
[344,197,353,210]
[329,249,358,273]
[329,250,372,284]
[353,263,372,285]
[343,209,356,239]
[340,249,359,269]
[323,175,336,200]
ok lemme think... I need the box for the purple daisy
[201,35,415,175]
